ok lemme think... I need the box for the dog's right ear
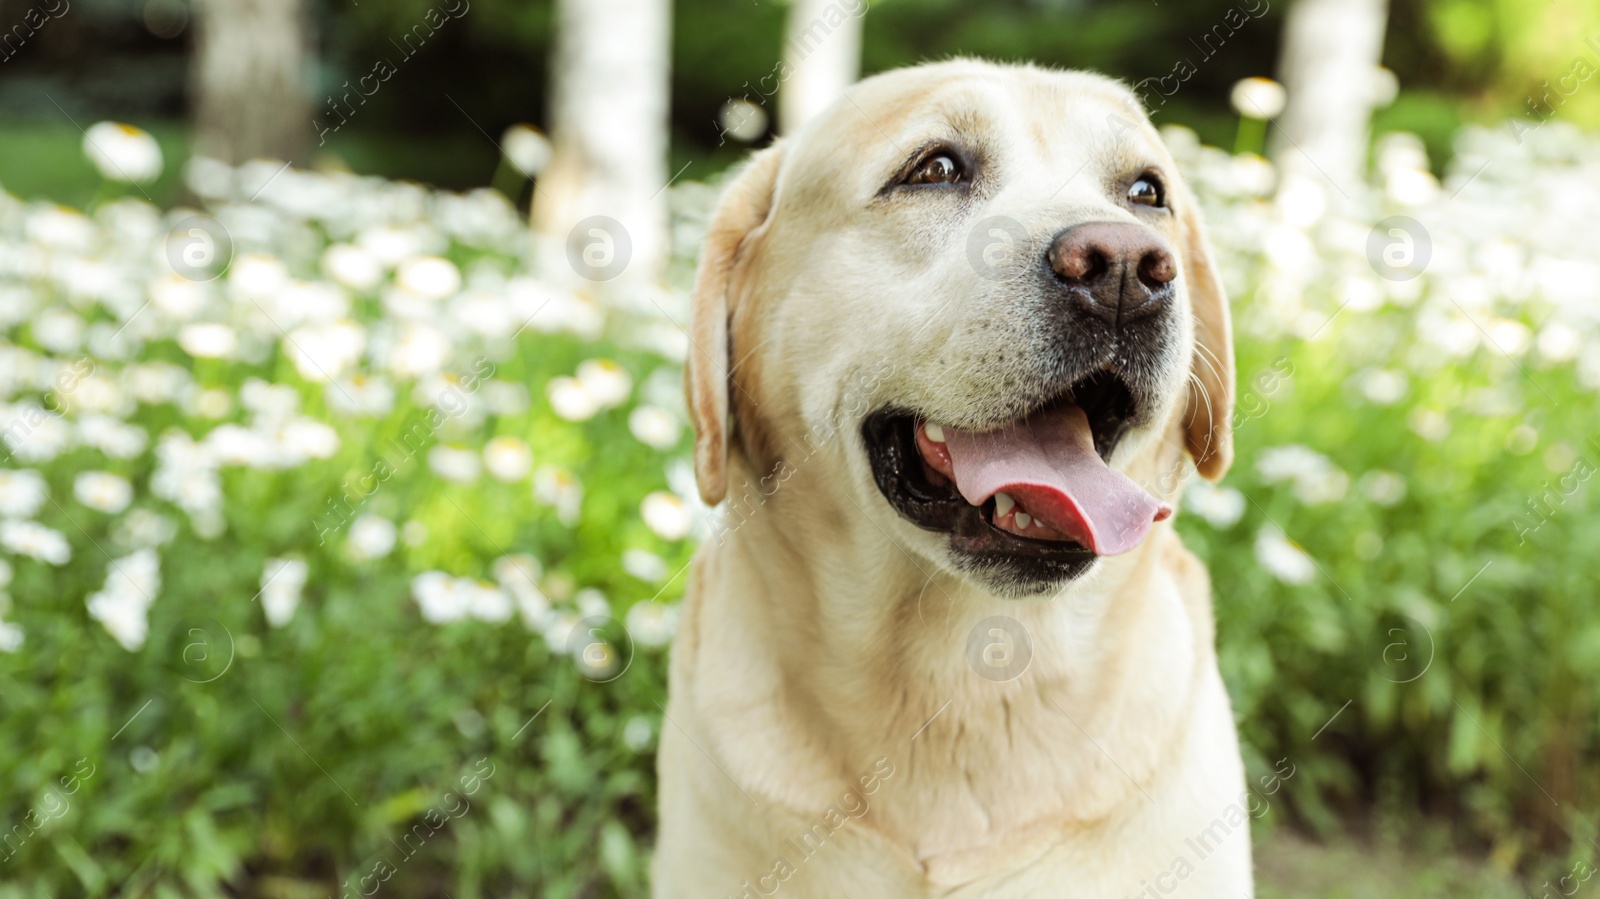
[686,142,786,506]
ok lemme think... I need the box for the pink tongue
[943,405,1169,555]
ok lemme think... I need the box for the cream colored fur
[656,59,1250,899]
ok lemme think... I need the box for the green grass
[0,123,189,209]
[1256,829,1523,899]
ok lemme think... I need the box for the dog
[654,59,1249,899]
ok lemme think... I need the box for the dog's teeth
[924,423,946,443]
[994,492,1015,516]
[1015,512,1032,529]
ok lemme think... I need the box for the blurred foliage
[4,0,1599,190]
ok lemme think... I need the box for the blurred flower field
[1,118,1598,896]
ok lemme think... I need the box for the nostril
[1051,244,1110,284]
[1137,250,1175,291]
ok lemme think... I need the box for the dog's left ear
[685,142,786,506]
[1174,180,1235,481]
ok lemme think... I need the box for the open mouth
[863,369,1172,575]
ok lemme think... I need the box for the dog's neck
[681,449,1215,877]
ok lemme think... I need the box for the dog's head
[687,60,1233,597]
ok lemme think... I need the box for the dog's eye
[906,153,964,186]
[1128,176,1165,208]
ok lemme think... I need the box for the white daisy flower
[576,359,632,408]
[533,466,583,526]
[628,406,680,449]
[229,253,290,301]
[501,124,552,177]
[547,376,598,421]
[540,610,580,651]
[494,554,549,626]
[113,509,176,549]
[576,588,611,620]
[413,571,468,624]
[1,407,73,462]
[483,436,533,482]
[467,581,513,622]
[622,548,669,582]
[1256,445,1348,505]
[0,470,49,519]
[1229,77,1287,119]
[261,558,309,628]
[276,418,340,462]
[641,491,693,541]
[1358,369,1408,405]
[621,715,654,752]
[395,256,461,300]
[1359,470,1408,507]
[26,205,94,251]
[428,444,481,483]
[285,321,364,382]
[388,324,451,379]
[1254,527,1316,586]
[83,122,163,182]
[347,514,397,561]
[78,415,150,459]
[176,323,238,359]
[322,244,384,292]
[190,388,233,419]
[125,362,191,405]
[149,273,209,320]
[239,379,300,422]
[86,549,161,650]
[74,471,133,514]
[1183,481,1245,529]
[327,374,395,417]
[87,591,149,651]
[31,308,86,353]
[0,620,22,653]
[625,600,677,648]
[480,381,530,416]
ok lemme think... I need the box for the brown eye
[906,154,963,185]
[1128,176,1165,208]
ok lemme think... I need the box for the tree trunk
[1271,0,1388,194]
[533,0,673,288]
[191,0,312,165]
[779,0,865,136]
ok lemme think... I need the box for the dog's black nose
[1046,222,1176,324]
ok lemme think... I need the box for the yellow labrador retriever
[656,59,1248,898]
